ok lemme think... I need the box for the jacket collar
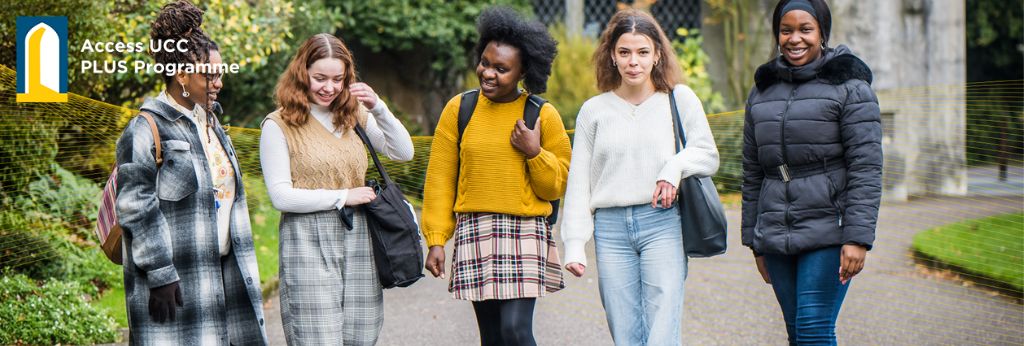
[140,97,187,122]
[139,97,224,123]
[754,45,873,91]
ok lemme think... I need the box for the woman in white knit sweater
[561,10,719,346]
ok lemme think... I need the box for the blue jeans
[594,203,687,346]
[763,246,850,346]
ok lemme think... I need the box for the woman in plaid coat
[115,1,266,344]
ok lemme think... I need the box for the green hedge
[0,274,119,345]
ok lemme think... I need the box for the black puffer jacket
[741,45,882,256]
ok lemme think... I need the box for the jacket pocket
[157,140,198,201]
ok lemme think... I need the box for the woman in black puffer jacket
[741,0,882,344]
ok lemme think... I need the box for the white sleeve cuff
[562,239,589,268]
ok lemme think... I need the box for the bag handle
[353,124,393,185]
[669,89,687,153]
[139,111,163,167]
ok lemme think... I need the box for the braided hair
[150,0,221,139]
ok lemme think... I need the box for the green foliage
[703,0,771,109]
[15,164,102,237]
[709,113,745,193]
[544,24,599,129]
[0,273,119,345]
[216,1,345,127]
[332,0,529,74]
[674,28,727,115]
[913,213,1024,292]
[241,174,281,292]
[966,0,1023,75]
[0,109,64,197]
[330,0,531,133]
[0,212,65,280]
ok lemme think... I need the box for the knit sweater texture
[421,92,572,247]
[560,84,720,267]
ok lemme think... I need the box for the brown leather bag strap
[139,111,163,167]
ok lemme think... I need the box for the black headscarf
[772,0,832,48]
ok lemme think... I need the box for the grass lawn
[91,176,281,327]
[912,212,1023,292]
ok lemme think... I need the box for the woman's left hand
[349,82,378,110]
[651,180,676,208]
[510,118,542,159]
[839,244,867,285]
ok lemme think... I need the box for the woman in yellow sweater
[421,6,571,345]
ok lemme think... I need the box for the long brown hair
[274,33,359,130]
[593,10,682,93]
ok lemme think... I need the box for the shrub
[674,28,727,115]
[545,24,600,129]
[14,164,102,239]
[0,274,119,345]
[0,212,64,280]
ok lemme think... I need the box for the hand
[425,246,446,279]
[349,82,379,110]
[510,118,542,159]
[345,187,377,206]
[566,262,586,277]
[650,180,677,208]
[149,281,183,323]
[755,256,771,284]
[840,244,867,284]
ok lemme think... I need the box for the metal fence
[532,0,702,39]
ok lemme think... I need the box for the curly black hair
[474,6,557,94]
[150,0,219,84]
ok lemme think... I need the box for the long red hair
[274,33,359,130]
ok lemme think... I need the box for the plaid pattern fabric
[117,99,266,345]
[449,213,564,301]
[279,209,383,345]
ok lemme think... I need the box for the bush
[0,212,64,280]
[674,28,727,115]
[0,274,119,345]
[545,24,600,129]
[15,164,102,239]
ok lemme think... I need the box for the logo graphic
[16,16,68,103]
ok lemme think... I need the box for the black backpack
[457,89,560,225]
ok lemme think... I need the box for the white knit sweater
[260,101,414,213]
[561,84,720,267]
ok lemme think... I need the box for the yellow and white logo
[16,16,68,103]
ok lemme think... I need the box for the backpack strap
[457,89,480,144]
[523,94,547,130]
[139,111,163,167]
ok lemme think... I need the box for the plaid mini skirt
[449,212,565,301]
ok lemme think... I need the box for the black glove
[149,281,183,323]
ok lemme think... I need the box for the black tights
[472,298,537,346]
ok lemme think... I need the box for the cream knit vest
[265,108,368,190]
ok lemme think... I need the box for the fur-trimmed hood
[754,45,873,91]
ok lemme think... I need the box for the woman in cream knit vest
[560,10,719,346]
[259,33,413,345]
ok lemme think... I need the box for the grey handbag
[669,90,728,257]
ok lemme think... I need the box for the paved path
[263,167,1023,345]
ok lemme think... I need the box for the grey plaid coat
[115,98,267,345]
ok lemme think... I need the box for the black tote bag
[669,91,728,258]
[354,125,425,288]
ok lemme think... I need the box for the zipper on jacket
[781,86,798,253]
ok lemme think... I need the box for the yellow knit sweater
[421,92,572,247]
